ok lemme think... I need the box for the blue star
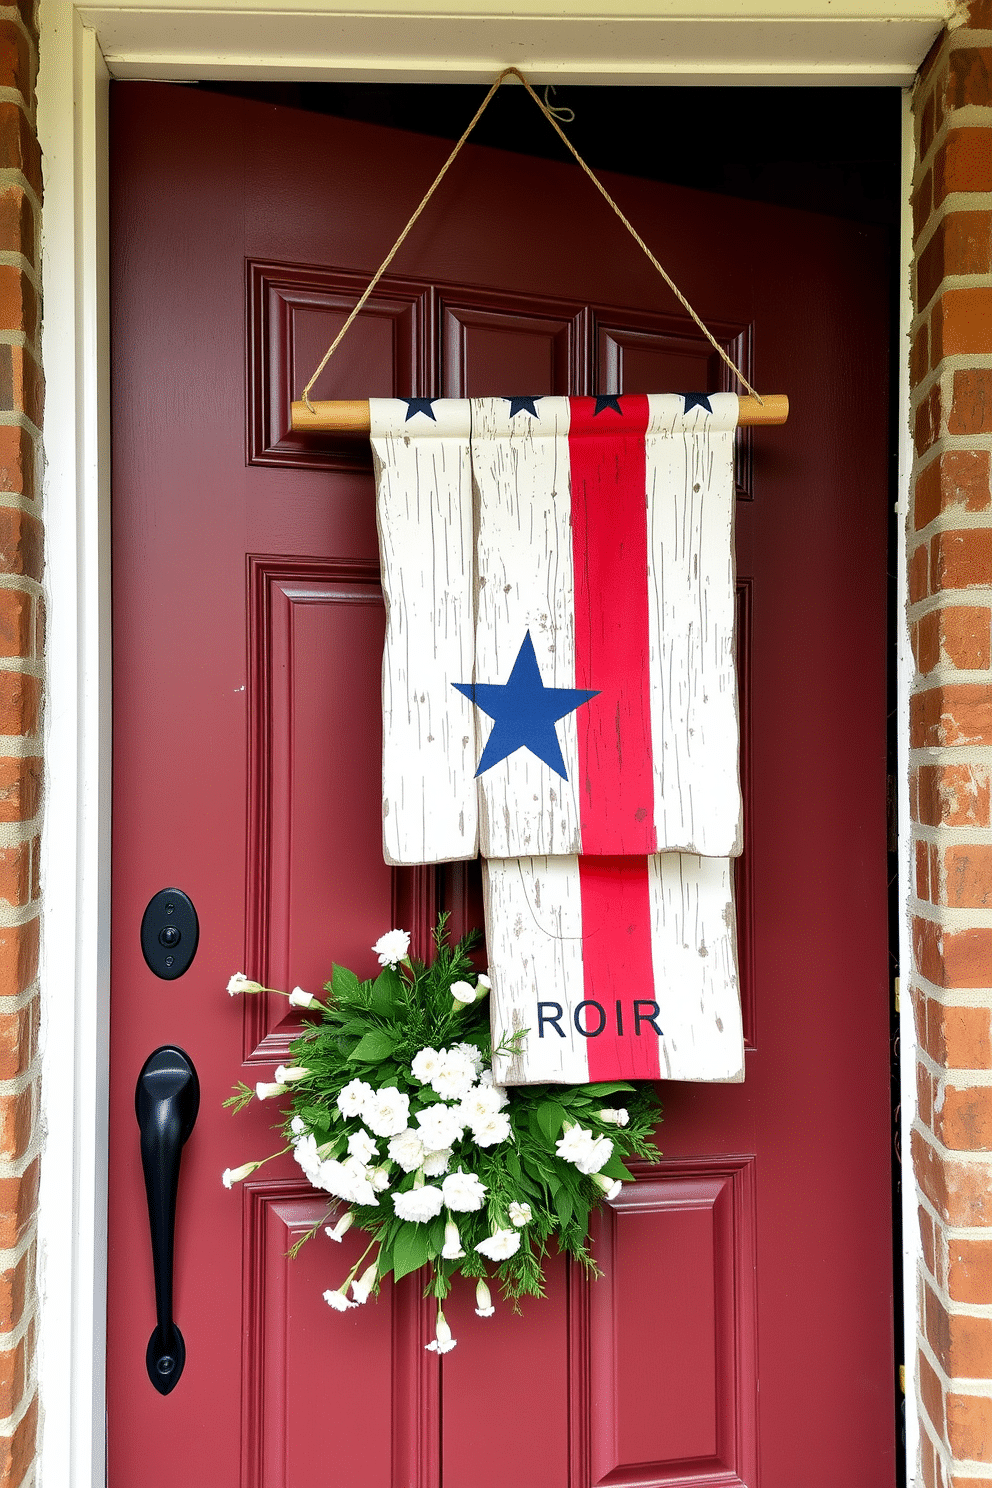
[503,396,542,417]
[683,392,713,415]
[594,394,623,415]
[453,632,598,779]
[401,398,438,421]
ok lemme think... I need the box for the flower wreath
[225,916,661,1352]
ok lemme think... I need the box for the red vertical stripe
[578,856,661,1081]
[569,396,656,855]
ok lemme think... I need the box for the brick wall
[911,4,992,1486]
[0,2,39,1485]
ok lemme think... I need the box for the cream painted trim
[79,0,949,85]
[35,3,934,1486]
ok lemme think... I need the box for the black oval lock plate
[140,888,199,980]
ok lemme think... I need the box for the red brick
[918,211,992,307]
[0,1245,29,1333]
[916,764,991,827]
[917,837,932,898]
[920,1346,947,1436]
[920,89,936,158]
[942,606,991,669]
[0,759,41,824]
[918,452,992,530]
[950,369,992,434]
[915,916,992,988]
[916,383,943,452]
[0,1334,25,1421]
[911,542,931,600]
[0,267,37,344]
[0,919,38,999]
[0,673,39,738]
[911,685,992,747]
[0,1001,35,1081]
[945,845,992,908]
[921,1431,936,1488]
[920,1203,937,1276]
[0,185,32,267]
[932,526,992,590]
[915,169,934,242]
[913,324,930,386]
[949,1237,992,1304]
[0,103,39,196]
[935,129,992,204]
[938,1084,992,1150]
[968,0,992,24]
[0,1157,37,1248]
[0,589,31,661]
[920,1061,936,1128]
[0,428,34,503]
[948,1391,992,1461]
[0,508,41,581]
[0,1085,33,1164]
[947,48,992,110]
[935,288,992,357]
[936,1002,992,1069]
[0,1392,36,1488]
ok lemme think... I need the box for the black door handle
[135,1045,200,1394]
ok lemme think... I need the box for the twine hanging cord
[300,66,761,410]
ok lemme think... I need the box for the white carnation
[470,1111,512,1148]
[573,1136,614,1176]
[290,1114,307,1137]
[421,1147,452,1178]
[415,1102,464,1151]
[347,1128,379,1164]
[337,1078,373,1118]
[508,1201,532,1226]
[388,1129,426,1173]
[453,1041,484,1075]
[475,1228,521,1261]
[430,1049,476,1101]
[458,1085,503,1126]
[372,929,410,968]
[392,1185,444,1223]
[478,1070,510,1106]
[441,1168,487,1212]
[369,1165,392,1192]
[324,1286,356,1312]
[555,1123,596,1165]
[411,1047,443,1085]
[293,1134,322,1182]
[364,1087,410,1138]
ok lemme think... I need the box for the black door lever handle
[135,1045,200,1394]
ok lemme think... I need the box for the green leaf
[331,964,361,1001]
[599,1152,634,1182]
[350,1029,398,1062]
[393,1224,431,1283]
[505,1149,521,1180]
[370,968,402,1016]
[582,1081,635,1098]
[536,1101,567,1143]
[553,1185,574,1227]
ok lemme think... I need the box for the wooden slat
[291,393,789,432]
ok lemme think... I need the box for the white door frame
[35,3,947,1482]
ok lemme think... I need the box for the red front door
[108,83,895,1487]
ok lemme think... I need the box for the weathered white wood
[471,397,584,858]
[372,398,478,864]
[485,849,743,1085]
[484,855,590,1087]
[646,392,743,857]
[647,852,744,1082]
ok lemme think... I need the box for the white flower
[450,980,476,1005]
[393,1185,444,1223]
[347,1128,379,1164]
[255,1080,287,1101]
[470,1111,512,1148]
[425,1308,456,1354]
[475,1228,521,1261]
[222,1161,261,1188]
[411,1047,443,1085]
[593,1173,623,1201]
[453,1041,484,1075]
[351,1262,378,1306]
[441,1219,465,1260]
[337,1078,374,1119]
[274,1064,308,1084]
[325,1212,354,1242]
[324,1284,356,1312]
[289,986,319,1009]
[421,1147,452,1178]
[388,1129,426,1173]
[314,1157,379,1207]
[290,1114,307,1137]
[369,1165,392,1192]
[597,1107,630,1127]
[430,1049,476,1101]
[372,929,411,968]
[508,1201,532,1227]
[227,972,263,995]
[442,1168,487,1212]
[476,973,491,990]
[475,1280,495,1317]
[293,1134,322,1181]
[458,1085,503,1126]
[363,1087,410,1138]
[478,1070,510,1106]
[574,1136,614,1177]
[556,1122,595,1164]
[415,1102,464,1151]
[340,1156,381,1207]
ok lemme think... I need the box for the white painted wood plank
[646,392,742,858]
[471,397,584,859]
[371,398,478,864]
[484,855,589,1087]
[647,852,744,1082]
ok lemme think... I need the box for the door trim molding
[36,6,928,1485]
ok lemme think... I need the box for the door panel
[109,83,894,1487]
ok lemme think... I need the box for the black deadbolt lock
[140,888,199,980]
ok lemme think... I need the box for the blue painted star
[503,396,542,417]
[401,398,438,421]
[594,394,623,416]
[453,632,598,779]
[683,392,713,415]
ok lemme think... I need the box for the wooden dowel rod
[290,394,789,433]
